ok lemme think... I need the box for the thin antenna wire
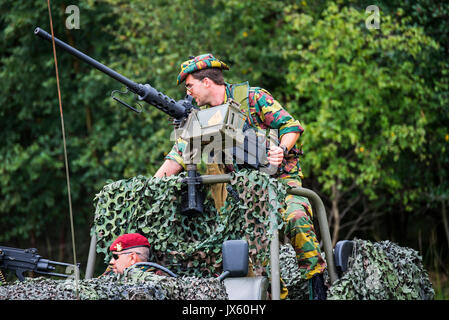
[46,0,79,298]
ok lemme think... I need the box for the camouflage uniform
[101,264,170,277]
[129,264,171,277]
[166,82,326,282]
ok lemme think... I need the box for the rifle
[34,27,276,215]
[0,246,79,282]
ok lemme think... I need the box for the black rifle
[0,246,79,282]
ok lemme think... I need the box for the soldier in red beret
[106,233,151,275]
[104,233,170,276]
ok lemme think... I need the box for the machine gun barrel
[34,27,189,120]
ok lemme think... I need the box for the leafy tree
[0,1,121,262]
[276,3,440,244]
[337,0,449,273]
[1,1,447,288]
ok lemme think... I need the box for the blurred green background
[1,0,448,298]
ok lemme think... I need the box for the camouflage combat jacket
[101,264,171,277]
[166,82,305,179]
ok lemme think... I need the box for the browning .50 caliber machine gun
[34,27,276,215]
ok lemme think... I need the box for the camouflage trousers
[279,178,327,280]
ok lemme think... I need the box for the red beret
[109,233,150,252]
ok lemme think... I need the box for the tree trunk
[437,161,449,253]
[331,183,341,247]
[441,198,449,253]
[58,224,66,262]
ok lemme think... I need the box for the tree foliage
[0,0,447,283]
[277,3,440,244]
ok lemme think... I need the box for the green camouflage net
[0,268,228,300]
[0,247,296,300]
[2,168,435,300]
[278,239,435,300]
[92,169,286,278]
[327,239,434,300]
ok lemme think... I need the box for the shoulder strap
[231,81,249,110]
[232,83,279,144]
[230,82,256,127]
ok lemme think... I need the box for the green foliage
[0,1,125,249]
[274,3,449,252]
[279,3,438,199]
[0,1,447,291]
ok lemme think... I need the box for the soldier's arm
[279,131,300,151]
[268,132,300,166]
[155,137,187,178]
[251,88,303,166]
[154,159,183,178]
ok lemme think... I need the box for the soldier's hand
[267,145,284,166]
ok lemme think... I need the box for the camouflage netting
[0,269,228,300]
[280,239,435,300]
[92,169,286,278]
[326,239,434,300]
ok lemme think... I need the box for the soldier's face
[109,251,135,274]
[185,74,210,106]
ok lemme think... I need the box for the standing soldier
[154,54,327,299]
